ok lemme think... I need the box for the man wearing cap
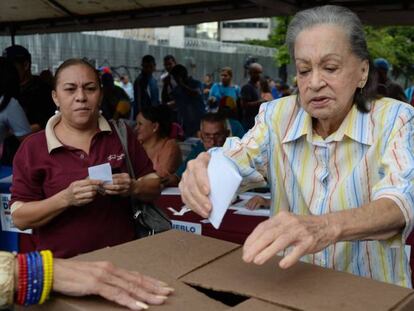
[3,45,55,132]
[374,58,407,103]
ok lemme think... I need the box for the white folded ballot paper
[207,151,242,229]
[88,163,113,184]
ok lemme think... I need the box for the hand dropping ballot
[207,151,242,229]
[88,163,113,184]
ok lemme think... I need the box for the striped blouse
[221,95,414,287]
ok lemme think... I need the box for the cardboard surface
[181,248,414,311]
[17,230,414,311]
[229,298,290,310]
[19,231,238,311]
[394,295,414,311]
[74,230,240,281]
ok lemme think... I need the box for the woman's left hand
[103,173,132,196]
[242,211,339,269]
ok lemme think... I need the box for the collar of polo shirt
[45,113,112,153]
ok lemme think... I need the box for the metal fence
[0,32,282,86]
[184,37,276,57]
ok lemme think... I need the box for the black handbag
[111,120,172,238]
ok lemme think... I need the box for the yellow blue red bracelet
[39,250,53,304]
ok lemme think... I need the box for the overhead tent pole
[9,26,15,45]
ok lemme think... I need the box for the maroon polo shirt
[11,115,153,258]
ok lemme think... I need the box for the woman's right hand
[179,152,212,218]
[53,258,174,310]
[63,179,104,207]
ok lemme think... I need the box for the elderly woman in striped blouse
[179,5,414,288]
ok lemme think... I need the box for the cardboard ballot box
[20,230,414,311]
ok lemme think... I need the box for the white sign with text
[171,220,202,235]
[0,193,32,234]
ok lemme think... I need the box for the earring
[359,81,366,94]
[99,110,103,115]
[55,107,60,114]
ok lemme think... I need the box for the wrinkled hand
[104,173,132,196]
[245,195,270,210]
[53,259,174,310]
[243,211,338,269]
[63,179,103,207]
[179,152,212,218]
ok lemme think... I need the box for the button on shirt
[221,95,414,287]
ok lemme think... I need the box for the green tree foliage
[247,19,414,83]
[365,26,414,82]
[246,17,291,67]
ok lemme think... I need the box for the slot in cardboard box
[19,230,414,310]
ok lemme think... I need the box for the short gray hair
[286,5,368,62]
[286,5,376,112]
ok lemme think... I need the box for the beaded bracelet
[39,250,53,304]
[16,254,27,305]
[33,252,43,304]
[24,252,33,306]
[16,250,54,306]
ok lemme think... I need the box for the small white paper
[161,187,181,195]
[167,206,191,216]
[228,199,251,209]
[207,151,242,229]
[233,207,270,217]
[239,192,271,200]
[88,163,113,184]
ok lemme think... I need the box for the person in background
[169,64,205,138]
[208,67,241,115]
[260,78,274,102]
[218,105,245,139]
[11,58,160,258]
[2,45,55,132]
[202,73,214,104]
[133,55,159,116]
[39,69,54,89]
[374,58,407,102]
[240,63,265,130]
[270,78,283,100]
[245,195,271,210]
[0,57,31,162]
[161,54,177,106]
[120,75,134,104]
[101,72,131,120]
[0,250,173,310]
[136,105,182,183]
[280,82,292,97]
[404,84,414,106]
[180,5,414,288]
[167,113,229,186]
[113,100,136,128]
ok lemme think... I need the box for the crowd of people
[0,3,414,310]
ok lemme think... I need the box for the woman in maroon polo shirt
[10,59,161,258]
